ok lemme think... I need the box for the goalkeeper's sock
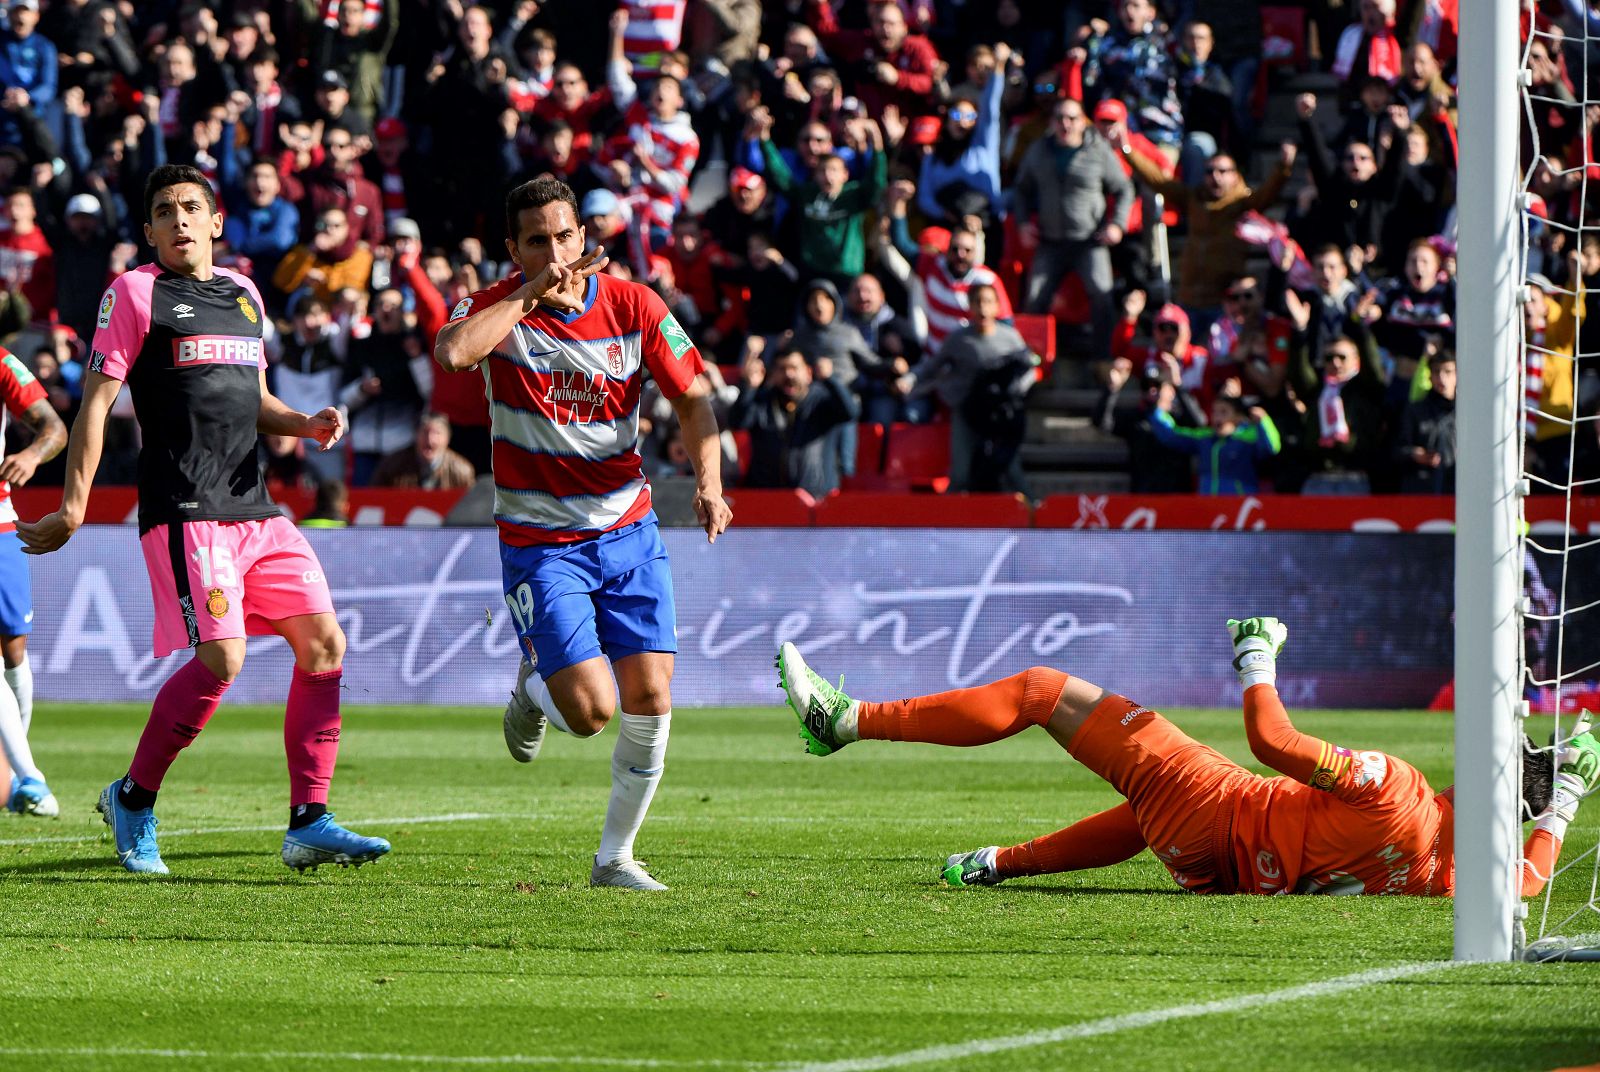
[597,712,669,866]
[521,668,601,738]
[284,667,341,807]
[128,657,230,791]
[0,668,40,782]
[857,668,1068,745]
[996,804,1148,878]
[5,654,33,732]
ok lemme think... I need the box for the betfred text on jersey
[172,335,264,367]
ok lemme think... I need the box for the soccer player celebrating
[19,164,390,876]
[778,619,1600,896]
[0,351,66,817]
[434,177,731,891]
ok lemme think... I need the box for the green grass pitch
[0,701,1596,1071]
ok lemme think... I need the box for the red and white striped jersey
[448,272,703,546]
[915,253,1014,355]
[620,0,687,74]
[599,102,699,228]
[0,351,45,533]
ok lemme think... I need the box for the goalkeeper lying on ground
[777,618,1600,896]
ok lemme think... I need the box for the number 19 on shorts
[504,583,536,633]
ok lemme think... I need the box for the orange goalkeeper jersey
[1226,750,1455,896]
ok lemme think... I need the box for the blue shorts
[500,516,677,677]
[0,531,32,636]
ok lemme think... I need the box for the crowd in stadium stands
[0,0,1596,503]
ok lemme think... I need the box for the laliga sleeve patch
[97,288,116,329]
[451,297,473,321]
[658,311,694,359]
[2,353,36,385]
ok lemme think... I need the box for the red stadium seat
[856,421,887,476]
[723,487,815,526]
[1013,313,1057,381]
[731,429,752,481]
[814,492,1030,528]
[882,422,951,490]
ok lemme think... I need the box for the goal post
[1454,0,1524,962]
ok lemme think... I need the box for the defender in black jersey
[19,165,390,875]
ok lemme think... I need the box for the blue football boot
[281,814,391,873]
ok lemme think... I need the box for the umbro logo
[173,303,195,318]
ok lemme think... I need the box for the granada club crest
[606,341,624,376]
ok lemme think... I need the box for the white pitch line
[778,961,1467,1072]
[0,1046,765,1068]
[0,812,519,847]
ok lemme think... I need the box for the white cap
[66,193,102,217]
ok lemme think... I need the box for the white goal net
[1517,2,1600,962]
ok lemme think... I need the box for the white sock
[522,668,603,738]
[835,701,861,742]
[1234,649,1277,690]
[0,671,40,782]
[597,711,669,866]
[5,655,31,733]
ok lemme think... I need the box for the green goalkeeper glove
[1550,715,1599,824]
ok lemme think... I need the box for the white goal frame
[1454,0,1524,961]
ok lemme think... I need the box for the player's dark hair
[144,164,217,223]
[504,177,579,243]
[1522,735,1554,820]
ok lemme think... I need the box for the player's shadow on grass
[1000,883,1188,896]
[0,849,272,880]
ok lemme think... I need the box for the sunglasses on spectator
[1154,322,1181,331]
[1034,82,1058,95]
[948,107,978,121]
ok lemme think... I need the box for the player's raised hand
[306,406,346,451]
[527,245,610,312]
[694,488,732,544]
[17,510,77,555]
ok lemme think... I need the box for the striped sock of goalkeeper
[597,712,670,865]
[0,663,40,783]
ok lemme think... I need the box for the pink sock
[285,667,342,806]
[128,659,231,790]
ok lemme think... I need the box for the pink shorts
[140,516,335,657]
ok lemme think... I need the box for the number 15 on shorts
[193,546,237,587]
[505,583,536,633]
